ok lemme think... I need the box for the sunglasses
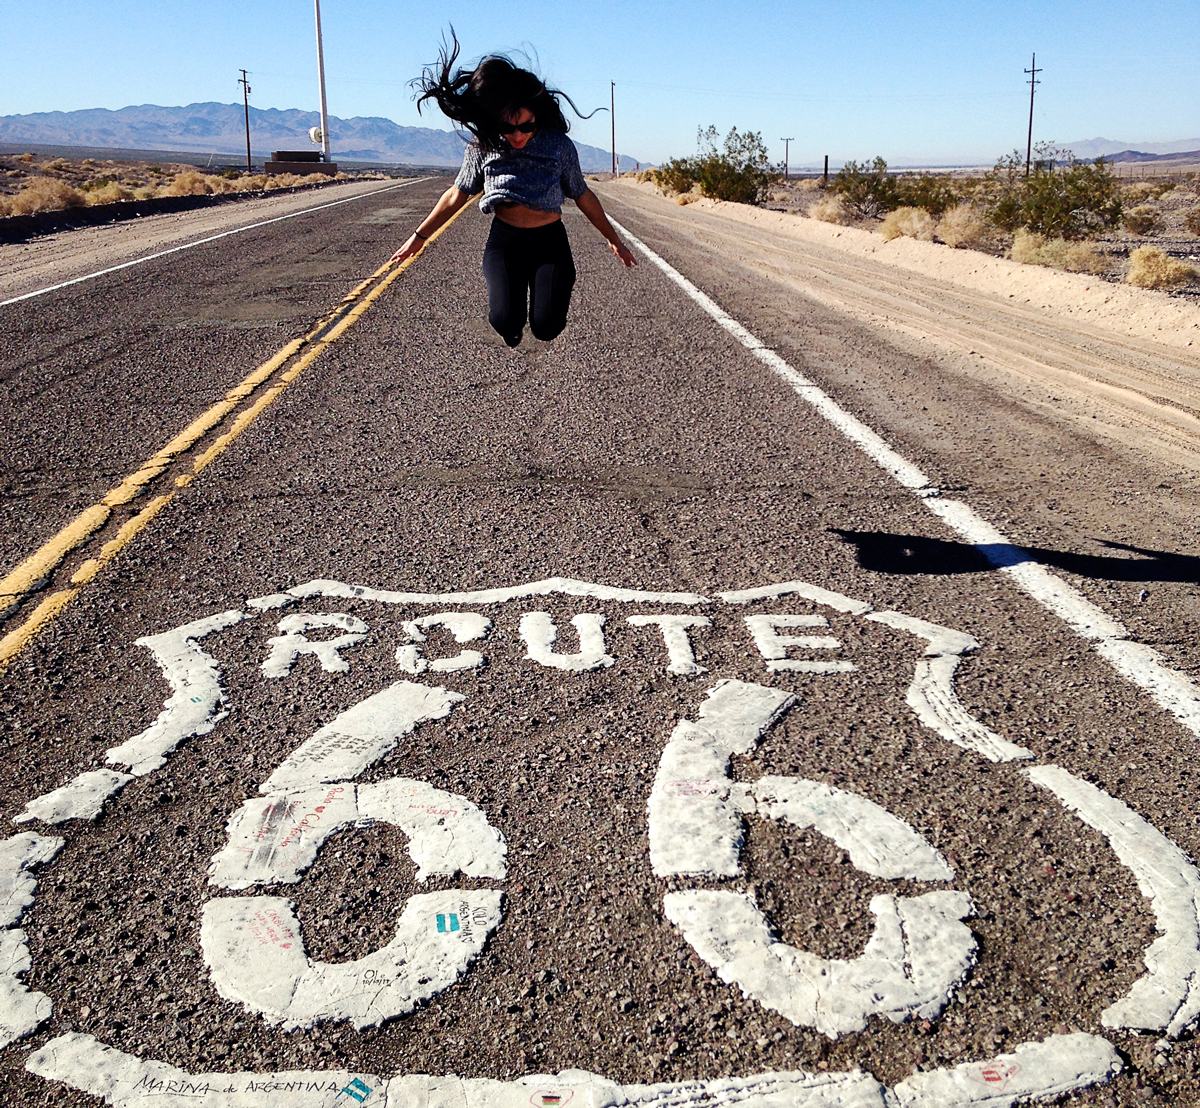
[499,121,536,135]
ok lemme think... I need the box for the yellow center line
[0,200,474,668]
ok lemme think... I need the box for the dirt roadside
[600,180,1200,485]
[0,177,421,302]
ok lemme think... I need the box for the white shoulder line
[0,180,425,309]
[1027,765,1200,1037]
[286,576,711,606]
[612,219,1200,741]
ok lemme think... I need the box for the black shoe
[504,332,522,348]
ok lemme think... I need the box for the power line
[780,137,794,179]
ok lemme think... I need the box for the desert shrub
[1184,209,1200,236]
[809,195,848,224]
[653,159,699,195]
[880,206,935,242]
[653,125,773,204]
[15,153,33,164]
[985,152,1121,239]
[834,156,897,218]
[1010,228,1103,272]
[0,196,12,217]
[1126,246,1198,288]
[132,186,161,200]
[165,171,213,196]
[937,203,989,248]
[675,188,704,206]
[893,173,959,217]
[635,168,655,184]
[9,177,86,214]
[1123,183,1154,203]
[1123,205,1163,235]
[84,181,134,206]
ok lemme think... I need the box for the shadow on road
[831,529,1200,585]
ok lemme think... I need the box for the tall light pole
[780,137,794,180]
[238,70,252,173]
[610,81,616,176]
[314,0,332,160]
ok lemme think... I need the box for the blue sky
[5,0,1198,166]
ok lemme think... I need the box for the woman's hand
[609,240,638,267]
[389,234,426,264]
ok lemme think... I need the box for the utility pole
[314,0,331,160]
[780,137,794,180]
[610,82,616,176]
[238,70,252,173]
[1024,52,1041,177]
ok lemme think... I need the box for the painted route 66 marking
[12,574,1198,1105]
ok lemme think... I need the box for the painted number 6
[199,682,506,1030]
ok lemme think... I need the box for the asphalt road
[2,176,1199,1107]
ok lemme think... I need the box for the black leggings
[481,218,576,346]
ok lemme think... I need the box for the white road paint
[260,612,368,678]
[261,681,463,792]
[626,614,712,675]
[0,832,63,1048]
[358,778,506,880]
[1027,764,1200,1036]
[0,180,423,309]
[864,612,1031,763]
[246,592,299,611]
[520,612,615,672]
[287,575,711,606]
[665,888,974,1037]
[208,785,360,889]
[743,777,954,882]
[613,220,1200,741]
[743,614,855,674]
[0,833,64,927]
[890,1032,1122,1107]
[201,890,503,1030]
[28,1034,895,1108]
[649,681,795,877]
[106,609,249,775]
[719,582,874,615]
[203,679,506,1030]
[396,612,492,674]
[13,769,134,825]
[210,779,505,888]
[652,678,975,1037]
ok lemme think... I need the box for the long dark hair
[414,31,594,153]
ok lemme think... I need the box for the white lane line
[0,179,427,308]
[611,218,1200,740]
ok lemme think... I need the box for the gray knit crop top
[454,129,588,215]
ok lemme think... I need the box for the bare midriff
[494,202,562,228]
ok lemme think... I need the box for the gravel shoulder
[601,181,1200,481]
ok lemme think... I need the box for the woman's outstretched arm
[574,189,637,268]
[389,186,474,263]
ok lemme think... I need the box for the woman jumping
[390,35,636,347]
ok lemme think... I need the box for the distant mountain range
[1063,136,1200,161]
[0,102,644,171]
